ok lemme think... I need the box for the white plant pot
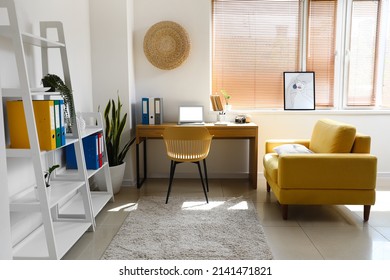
[109,162,126,195]
[94,162,126,195]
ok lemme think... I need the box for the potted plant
[35,164,59,200]
[220,89,232,111]
[41,74,76,133]
[44,164,60,188]
[103,95,133,194]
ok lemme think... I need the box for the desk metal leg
[136,139,147,188]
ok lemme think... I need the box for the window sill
[228,108,390,116]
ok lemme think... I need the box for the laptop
[178,106,205,125]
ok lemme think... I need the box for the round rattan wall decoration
[143,21,190,70]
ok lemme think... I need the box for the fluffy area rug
[101,196,273,260]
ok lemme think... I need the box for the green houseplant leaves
[41,74,76,133]
[104,95,132,167]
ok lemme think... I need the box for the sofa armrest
[351,133,371,153]
[265,139,311,153]
[278,153,377,190]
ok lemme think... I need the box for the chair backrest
[162,127,213,162]
[309,119,356,153]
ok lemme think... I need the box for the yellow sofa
[263,119,377,221]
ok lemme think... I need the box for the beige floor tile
[254,202,300,227]
[375,227,390,240]
[303,226,390,260]
[262,226,323,260]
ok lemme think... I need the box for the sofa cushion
[309,119,356,153]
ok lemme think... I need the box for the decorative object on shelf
[283,71,315,110]
[104,94,133,194]
[44,164,59,188]
[143,21,191,70]
[41,74,76,132]
[76,113,86,134]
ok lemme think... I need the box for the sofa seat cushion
[263,153,279,183]
[309,119,356,153]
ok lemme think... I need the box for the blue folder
[66,133,99,170]
[142,97,149,124]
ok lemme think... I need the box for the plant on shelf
[41,74,76,133]
[104,94,132,167]
[44,164,60,188]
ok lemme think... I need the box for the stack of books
[210,95,223,111]
[141,97,163,125]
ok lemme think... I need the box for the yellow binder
[7,100,56,150]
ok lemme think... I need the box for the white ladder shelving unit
[0,0,113,259]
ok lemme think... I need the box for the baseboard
[122,171,390,188]
[377,172,390,178]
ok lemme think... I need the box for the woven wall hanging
[143,21,190,70]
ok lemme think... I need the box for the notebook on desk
[178,106,205,125]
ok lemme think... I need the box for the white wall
[133,0,390,180]
[89,0,136,184]
[13,0,93,112]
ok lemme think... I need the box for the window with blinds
[346,0,379,106]
[212,0,388,109]
[383,13,390,107]
[212,0,302,109]
[306,0,337,108]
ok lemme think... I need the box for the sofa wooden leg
[281,204,288,220]
[363,205,371,222]
[266,182,270,192]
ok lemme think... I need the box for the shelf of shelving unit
[60,191,112,218]
[21,32,65,48]
[5,137,79,158]
[12,220,91,260]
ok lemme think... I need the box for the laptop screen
[178,106,204,124]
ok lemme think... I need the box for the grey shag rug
[101,196,273,260]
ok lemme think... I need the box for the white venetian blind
[306,0,337,107]
[212,0,302,109]
[383,10,390,107]
[347,0,379,106]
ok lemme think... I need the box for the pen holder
[217,112,226,122]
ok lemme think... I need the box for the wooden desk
[136,123,258,189]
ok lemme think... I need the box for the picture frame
[283,71,315,110]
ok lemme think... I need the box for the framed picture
[283,71,315,110]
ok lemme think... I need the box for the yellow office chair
[162,126,213,203]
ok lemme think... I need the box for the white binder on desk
[148,97,155,125]
[154,98,163,124]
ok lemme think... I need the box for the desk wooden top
[136,122,258,143]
